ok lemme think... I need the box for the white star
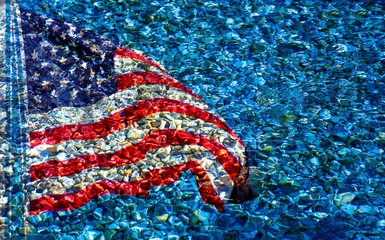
[90,44,98,53]
[59,56,67,64]
[45,19,54,25]
[40,40,50,48]
[69,68,76,75]
[83,39,91,45]
[71,89,79,100]
[41,80,52,90]
[68,25,77,32]
[51,48,58,55]
[60,79,69,87]
[96,78,106,85]
[67,25,77,38]
[31,50,38,60]
[100,53,106,61]
[81,62,88,69]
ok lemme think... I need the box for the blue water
[13,0,385,239]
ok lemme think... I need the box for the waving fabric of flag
[6,5,250,219]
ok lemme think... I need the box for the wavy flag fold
[14,7,251,217]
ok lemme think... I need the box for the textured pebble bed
[2,0,385,239]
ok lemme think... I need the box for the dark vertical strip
[4,1,28,238]
[4,0,12,238]
[13,3,28,238]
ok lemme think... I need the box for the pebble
[309,156,320,167]
[356,205,377,215]
[198,211,211,225]
[319,109,332,120]
[377,220,385,228]
[154,214,169,222]
[179,214,189,225]
[253,76,266,86]
[132,212,142,221]
[341,204,357,215]
[107,223,120,230]
[94,208,103,220]
[306,212,329,219]
[334,192,356,207]
[337,148,351,157]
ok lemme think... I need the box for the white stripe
[26,112,246,166]
[27,84,209,132]
[26,145,234,202]
[114,57,165,76]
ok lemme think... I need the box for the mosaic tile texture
[1,0,385,239]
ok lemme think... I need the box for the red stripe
[116,71,202,101]
[29,162,225,216]
[29,98,245,148]
[114,47,168,75]
[30,129,241,182]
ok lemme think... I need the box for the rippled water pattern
[1,0,385,239]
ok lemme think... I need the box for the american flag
[19,8,250,217]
